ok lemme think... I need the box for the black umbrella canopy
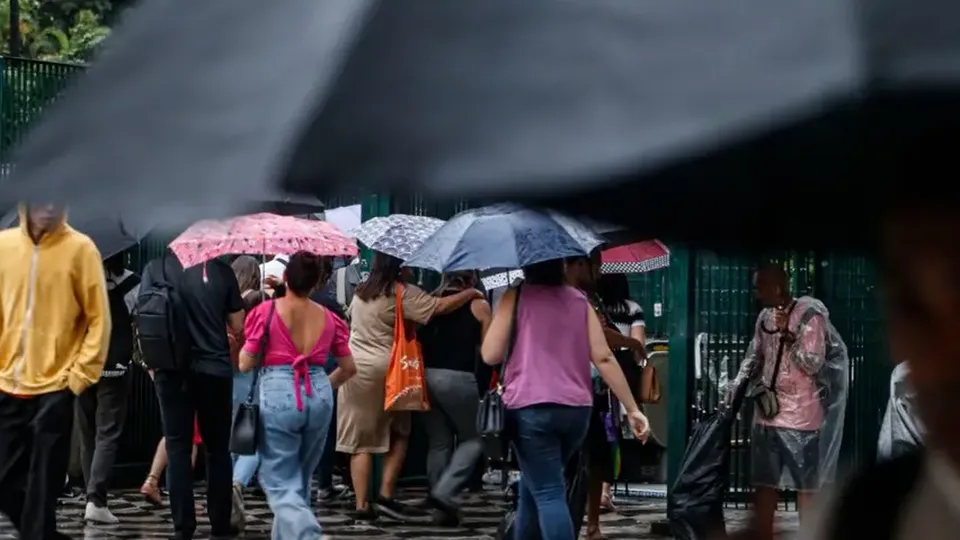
[0,191,322,260]
[1,208,155,260]
[259,195,325,217]
[0,0,956,250]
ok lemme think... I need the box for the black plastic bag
[668,380,749,540]
[497,451,589,540]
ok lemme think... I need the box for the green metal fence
[0,56,82,171]
[666,249,892,504]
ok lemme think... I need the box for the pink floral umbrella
[170,212,357,268]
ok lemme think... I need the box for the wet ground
[0,484,798,539]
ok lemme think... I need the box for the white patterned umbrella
[481,269,526,291]
[350,214,445,261]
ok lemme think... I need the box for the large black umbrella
[0,195,324,260]
[0,1,954,250]
[259,195,325,217]
[0,208,156,260]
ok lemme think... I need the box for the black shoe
[427,496,461,527]
[350,506,378,522]
[431,508,461,527]
[374,495,426,521]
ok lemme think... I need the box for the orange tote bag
[384,284,430,412]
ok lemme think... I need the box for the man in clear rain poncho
[731,264,849,538]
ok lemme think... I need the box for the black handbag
[477,285,522,460]
[229,301,276,455]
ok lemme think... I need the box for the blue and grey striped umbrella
[404,203,605,273]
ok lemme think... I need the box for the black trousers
[0,389,74,540]
[315,387,338,489]
[75,374,131,507]
[155,370,233,539]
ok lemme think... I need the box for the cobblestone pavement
[0,485,798,539]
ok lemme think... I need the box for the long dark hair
[354,251,404,302]
[598,273,632,316]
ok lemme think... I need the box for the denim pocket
[259,376,296,414]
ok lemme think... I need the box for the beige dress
[336,285,439,454]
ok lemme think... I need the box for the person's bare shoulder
[470,297,492,319]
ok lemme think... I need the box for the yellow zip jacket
[0,207,111,396]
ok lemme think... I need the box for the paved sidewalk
[0,484,798,539]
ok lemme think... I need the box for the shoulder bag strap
[392,283,409,343]
[245,301,277,404]
[769,300,799,389]
[497,284,523,389]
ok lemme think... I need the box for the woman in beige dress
[338,251,482,520]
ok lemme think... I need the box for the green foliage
[0,0,111,63]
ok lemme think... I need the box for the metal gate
[0,56,81,176]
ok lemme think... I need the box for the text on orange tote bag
[384,284,430,412]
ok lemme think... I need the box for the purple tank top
[502,285,594,409]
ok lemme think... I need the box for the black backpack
[134,254,192,371]
[106,273,141,371]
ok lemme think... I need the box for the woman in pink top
[239,252,357,540]
[481,258,650,540]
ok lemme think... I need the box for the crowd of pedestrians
[0,204,655,540]
[9,201,946,540]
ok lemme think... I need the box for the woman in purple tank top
[481,258,651,540]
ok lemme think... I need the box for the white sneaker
[84,501,119,524]
[231,482,246,531]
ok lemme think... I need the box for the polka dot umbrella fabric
[170,212,357,268]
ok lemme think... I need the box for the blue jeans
[258,366,333,540]
[232,370,260,486]
[509,405,591,540]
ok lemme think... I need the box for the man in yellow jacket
[0,203,110,539]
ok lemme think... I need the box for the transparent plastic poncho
[877,362,924,460]
[731,296,849,491]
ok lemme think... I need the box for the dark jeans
[155,370,233,539]
[508,405,591,540]
[315,387,338,490]
[423,368,484,506]
[75,374,131,507]
[0,390,74,540]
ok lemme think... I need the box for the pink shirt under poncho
[747,298,827,431]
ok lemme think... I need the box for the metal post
[650,246,694,537]
[666,247,693,487]
[8,0,21,58]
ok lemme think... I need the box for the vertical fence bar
[666,247,693,488]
